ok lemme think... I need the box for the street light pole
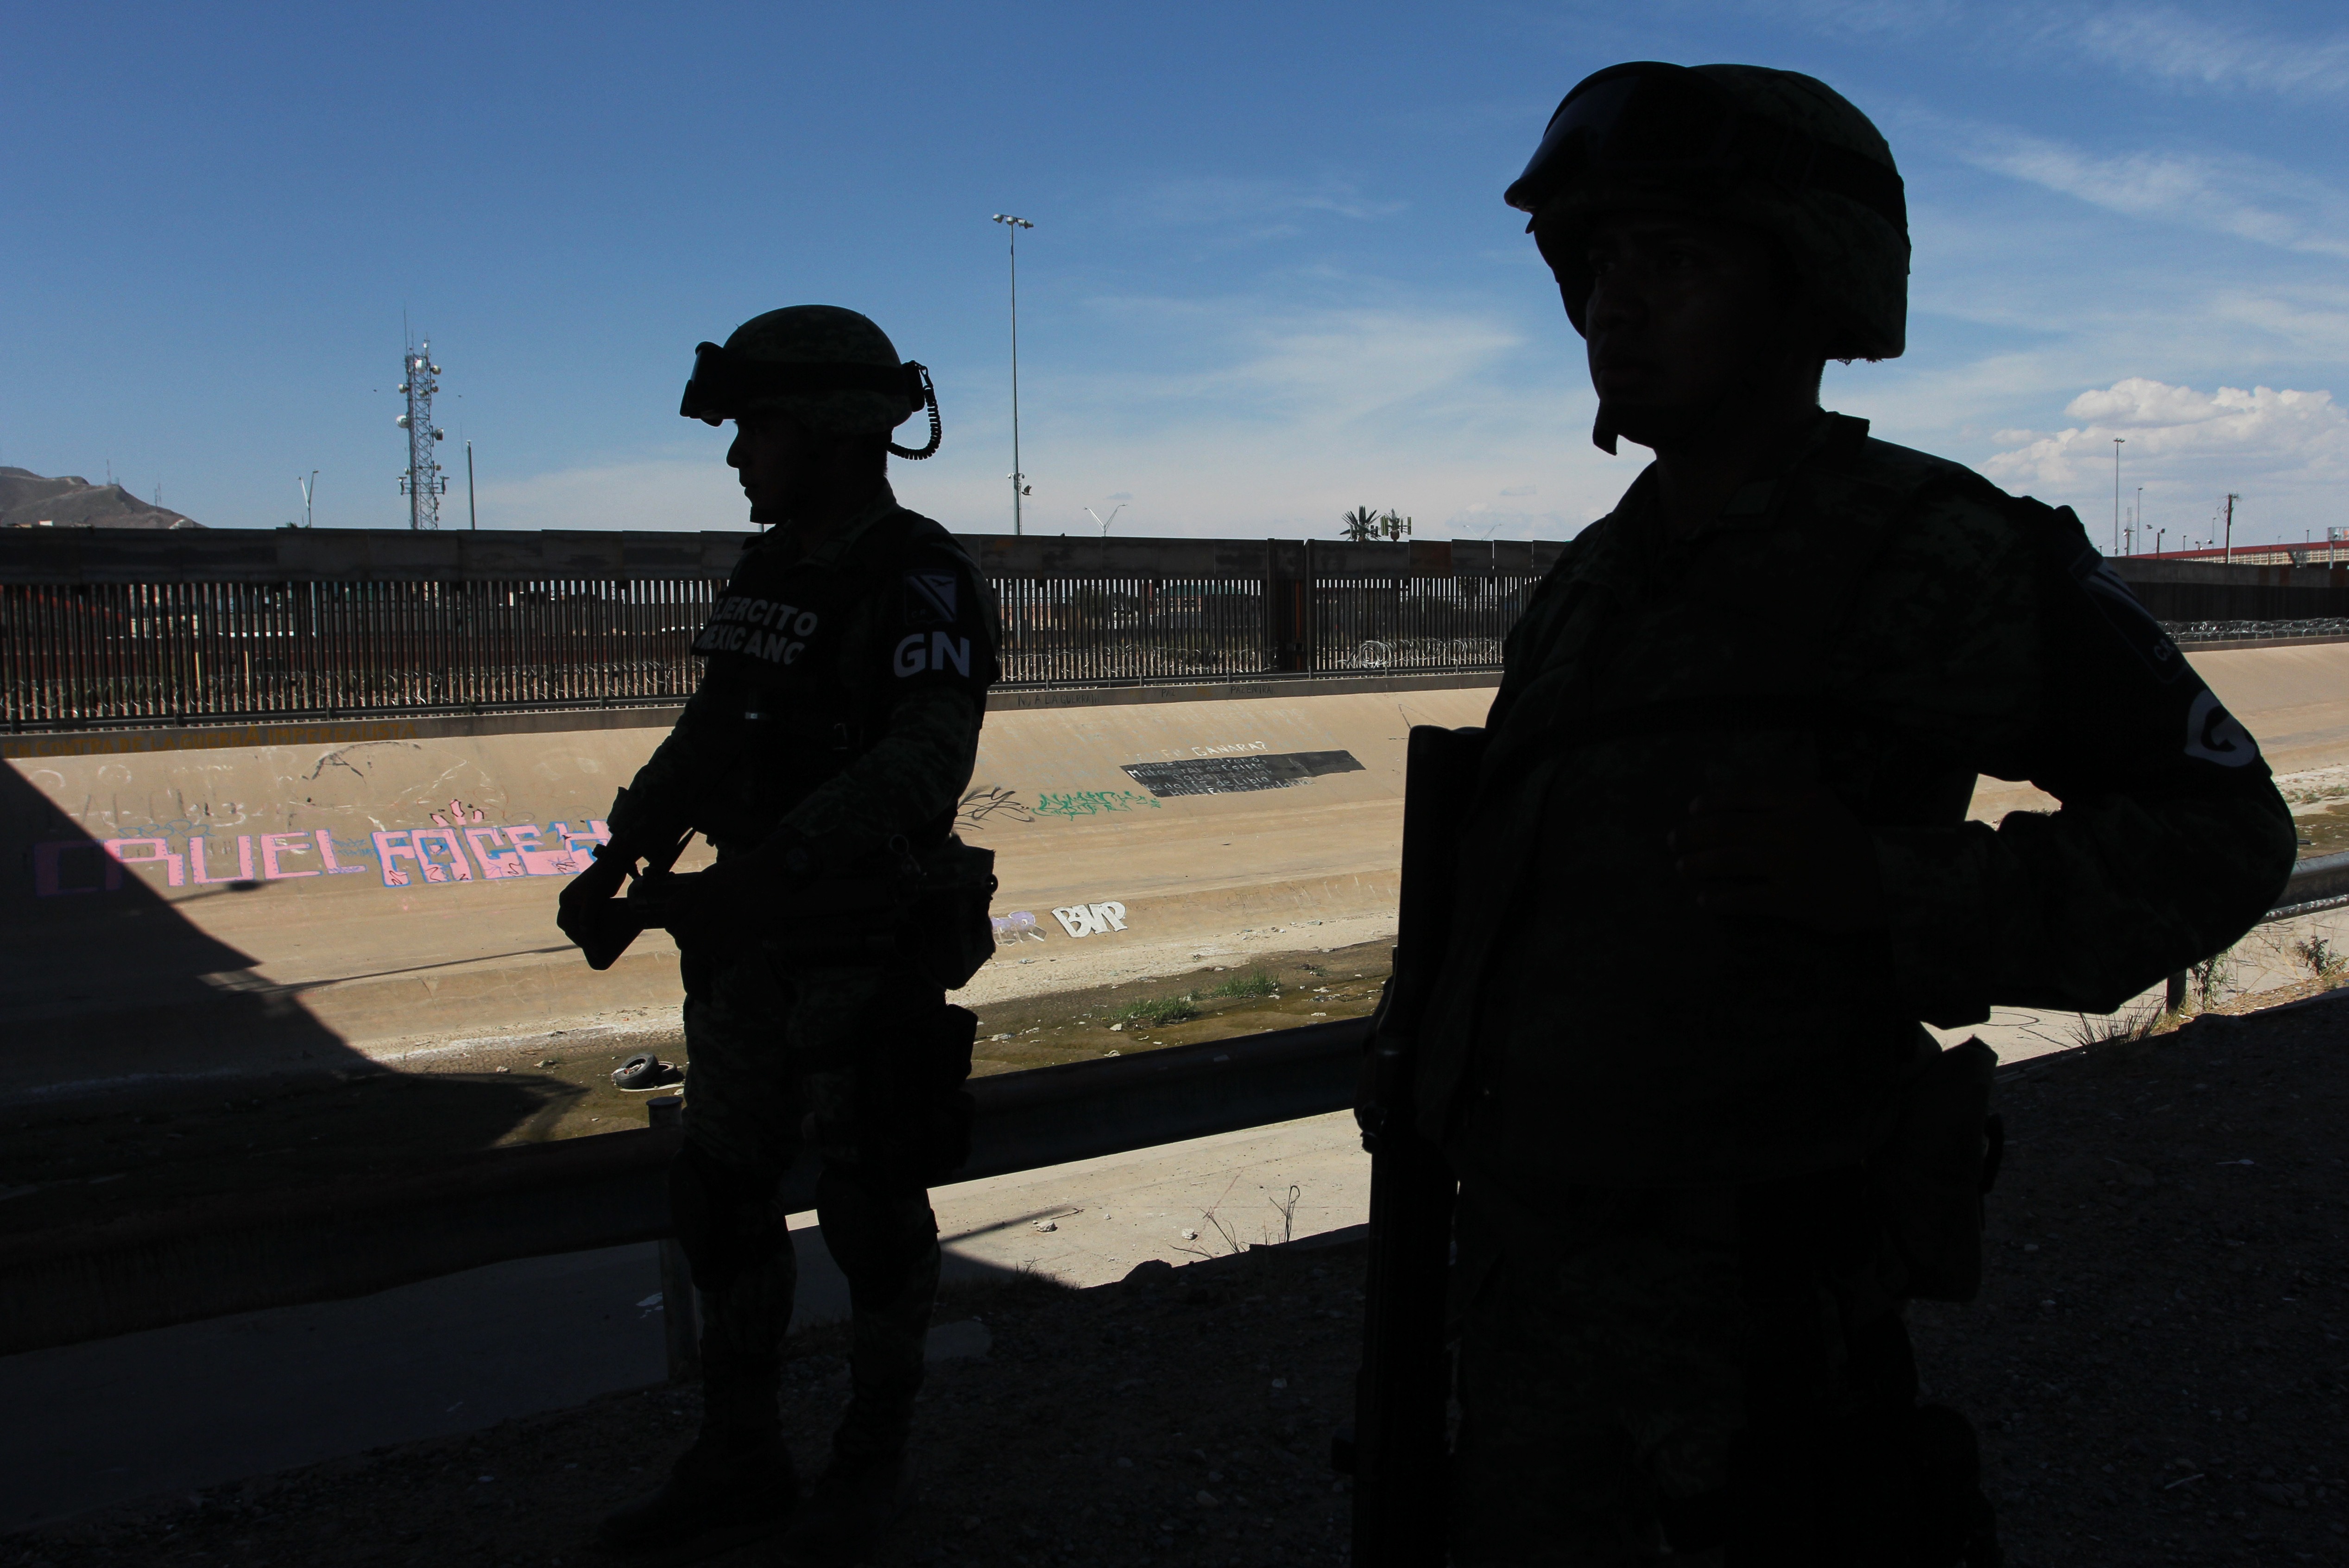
[467,441,477,531]
[2112,436,2125,554]
[991,213,1035,537]
[2223,492,2239,564]
[298,470,318,530]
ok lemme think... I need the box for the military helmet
[679,305,941,457]
[1506,62,1909,361]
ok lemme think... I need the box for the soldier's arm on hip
[1861,485,2297,1025]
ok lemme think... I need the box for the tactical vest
[1421,418,2012,1184]
[687,506,987,853]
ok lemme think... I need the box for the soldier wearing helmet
[1410,62,2293,1564]
[560,306,996,1566]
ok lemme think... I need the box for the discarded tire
[613,1052,671,1090]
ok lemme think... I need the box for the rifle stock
[1346,724,1485,1566]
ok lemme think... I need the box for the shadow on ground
[0,761,587,1239]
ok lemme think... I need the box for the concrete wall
[0,674,1497,1101]
[15,639,2349,1104]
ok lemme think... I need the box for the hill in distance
[0,467,202,530]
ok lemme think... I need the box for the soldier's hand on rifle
[556,839,639,948]
[1669,786,1885,933]
[627,864,738,939]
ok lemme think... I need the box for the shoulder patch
[905,570,959,624]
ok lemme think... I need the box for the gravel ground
[8,991,2345,1567]
[1908,993,2349,1566]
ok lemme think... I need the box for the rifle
[559,828,695,972]
[1343,723,1485,1566]
[566,831,995,984]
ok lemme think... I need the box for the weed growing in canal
[1118,995,1200,1026]
[1205,970,1280,999]
[2191,949,2235,1010]
[2292,934,2345,983]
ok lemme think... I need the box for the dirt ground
[9,984,2347,1567]
[0,943,1389,1243]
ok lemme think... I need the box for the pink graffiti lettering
[465,825,529,879]
[190,835,255,885]
[35,818,616,896]
[315,828,365,874]
[373,830,418,887]
[259,831,317,880]
[410,827,474,885]
[104,837,184,888]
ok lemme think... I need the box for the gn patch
[895,630,973,679]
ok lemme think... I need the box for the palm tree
[1340,505,1381,542]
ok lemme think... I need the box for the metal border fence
[1,530,1565,731]
[13,527,2333,733]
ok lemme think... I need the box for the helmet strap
[1592,402,1622,455]
[887,364,943,460]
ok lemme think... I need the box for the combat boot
[770,1448,913,1568]
[600,1431,799,1562]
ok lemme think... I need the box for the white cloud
[1953,128,2349,259]
[909,297,1621,540]
[2071,6,2349,99]
[475,298,1625,541]
[1983,378,2349,508]
[1126,176,1407,235]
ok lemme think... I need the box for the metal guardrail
[0,1018,1369,1357]
[2264,849,2349,921]
[0,530,1563,730]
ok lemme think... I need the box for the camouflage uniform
[611,479,998,1467]
[1424,415,2296,1562]
[1421,62,2298,1562]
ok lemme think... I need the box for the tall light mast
[991,214,1034,536]
[396,339,448,530]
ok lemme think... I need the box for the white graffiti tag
[1051,901,1130,938]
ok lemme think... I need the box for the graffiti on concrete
[957,784,1035,830]
[429,798,488,828]
[991,910,1048,945]
[1052,901,1129,938]
[1121,750,1364,798]
[32,818,613,897]
[1036,790,1164,818]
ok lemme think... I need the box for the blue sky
[5,2,2346,548]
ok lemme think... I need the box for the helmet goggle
[678,341,941,458]
[1504,61,1904,233]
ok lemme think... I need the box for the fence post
[646,1095,700,1381]
[1267,540,1308,673]
[1304,538,1320,673]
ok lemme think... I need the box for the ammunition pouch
[1869,1036,2003,1303]
[896,836,998,991]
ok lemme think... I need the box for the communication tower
[395,339,448,530]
